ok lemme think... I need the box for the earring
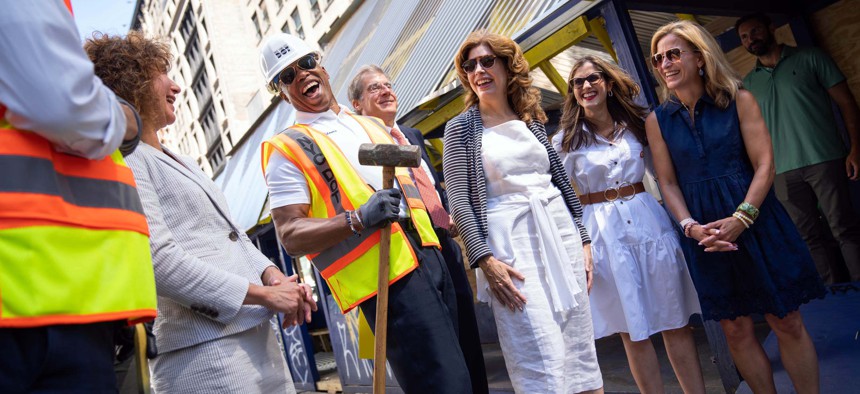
[698,67,704,76]
[608,90,613,97]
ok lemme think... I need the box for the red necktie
[389,127,450,230]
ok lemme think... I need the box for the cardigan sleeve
[535,123,592,245]
[443,115,493,267]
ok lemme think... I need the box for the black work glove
[358,188,401,230]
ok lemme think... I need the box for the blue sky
[72,0,137,40]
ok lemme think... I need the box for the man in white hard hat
[259,33,477,393]
[348,64,489,394]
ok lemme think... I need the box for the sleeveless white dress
[552,129,701,341]
[480,120,603,393]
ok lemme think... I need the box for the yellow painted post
[413,98,465,136]
[538,61,569,96]
[676,14,699,23]
[523,16,590,66]
[588,17,618,63]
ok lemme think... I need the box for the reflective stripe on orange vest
[0,127,147,234]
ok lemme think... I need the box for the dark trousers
[360,226,473,394]
[437,228,489,394]
[774,159,860,282]
[0,322,119,394]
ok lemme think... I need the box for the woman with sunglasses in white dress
[553,55,705,394]
[443,30,603,393]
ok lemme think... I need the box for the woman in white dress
[553,55,704,393]
[443,30,604,393]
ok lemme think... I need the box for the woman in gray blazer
[86,32,315,393]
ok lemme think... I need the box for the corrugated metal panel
[319,0,574,117]
[325,0,426,105]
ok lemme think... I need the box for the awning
[214,101,295,231]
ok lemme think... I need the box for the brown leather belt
[578,182,646,205]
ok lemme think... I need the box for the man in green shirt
[737,13,860,283]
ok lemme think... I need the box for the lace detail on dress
[698,271,826,321]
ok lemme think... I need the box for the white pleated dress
[480,120,603,393]
[552,129,701,341]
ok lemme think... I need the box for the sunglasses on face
[277,53,319,86]
[651,47,694,68]
[570,72,603,89]
[462,55,497,73]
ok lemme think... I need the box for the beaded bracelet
[682,220,699,238]
[732,212,752,228]
[345,210,360,236]
[679,218,697,231]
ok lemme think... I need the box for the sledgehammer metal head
[358,143,421,168]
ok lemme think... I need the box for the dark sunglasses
[462,55,497,73]
[277,53,319,86]
[570,72,603,89]
[651,48,694,68]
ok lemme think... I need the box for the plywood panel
[810,0,860,101]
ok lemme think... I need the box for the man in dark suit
[349,65,488,394]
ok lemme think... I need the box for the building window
[184,31,203,74]
[192,68,211,111]
[291,8,304,39]
[207,142,225,173]
[310,0,321,23]
[275,0,284,11]
[259,1,270,29]
[200,100,220,148]
[178,7,195,43]
[251,12,262,41]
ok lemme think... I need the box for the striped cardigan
[442,105,591,268]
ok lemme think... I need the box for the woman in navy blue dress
[645,21,825,393]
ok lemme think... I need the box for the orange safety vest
[0,104,157,327]
[261,114,439,312]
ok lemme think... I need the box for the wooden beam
[538,61,569,96]
[523,16,591,66]
[412,98,465,136]
[588,17,618,63]
[675,13,700,24]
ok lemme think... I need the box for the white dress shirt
[0,0,128,160]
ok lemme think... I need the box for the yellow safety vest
[0,105,157,328]
[261,114,439,313]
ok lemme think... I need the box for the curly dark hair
[84,31,172,127]
[454,30,547,124]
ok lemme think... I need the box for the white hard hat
[260,33,316,94]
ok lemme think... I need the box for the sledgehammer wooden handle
[372,166,394,394]
[356,142,421,394]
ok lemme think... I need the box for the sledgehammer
[357,143,421,394]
